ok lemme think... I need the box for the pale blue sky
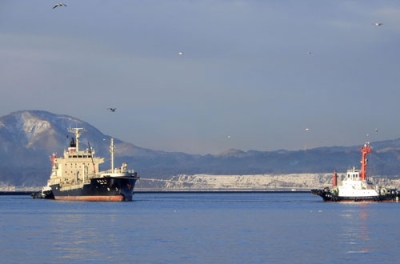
[1,1,400,154]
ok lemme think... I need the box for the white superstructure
[334,167,379,198]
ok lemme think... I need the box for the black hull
[311,188,400,202]
[50,176,138,202]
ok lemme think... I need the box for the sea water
[1,193,400,264]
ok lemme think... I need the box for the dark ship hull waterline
[32,128,139,202]
[311,142,400,203]
[50,175,138,202]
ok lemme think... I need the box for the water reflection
[2,194,400,263]
[44,209,126,262]
[340,204,371,255]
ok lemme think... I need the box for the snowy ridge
[20,112,51,146]
[138,173,400,190]
[164,173,333,190]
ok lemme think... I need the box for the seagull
[305,128,310,131]
[53,3,67,9]
[107,108,116,112]
[178,51,184,56]
[374,22,383,26]
[307,52,312,55]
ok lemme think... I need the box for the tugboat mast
[360,142,372,181]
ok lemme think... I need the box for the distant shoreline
[135,190,310,193]
[0,190,310,196]
[0,191,34,195]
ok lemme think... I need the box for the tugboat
[32,128,139,201]
[31,184,54,199]
[311,142,400,202]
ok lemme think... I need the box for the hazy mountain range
[1,110,400,187]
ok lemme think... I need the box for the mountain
[1,110,400,187]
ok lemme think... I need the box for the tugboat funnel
[332,170,337,187]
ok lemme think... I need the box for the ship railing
[102,169,136,174]
[60,184,86,191]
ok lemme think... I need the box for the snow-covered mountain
[0,110,168,186]
[1,110,400,187]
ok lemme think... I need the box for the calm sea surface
[1,193,400,264]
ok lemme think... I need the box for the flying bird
[53,3,67,9]
[107,108,116,112]
[374,22,383,26]
[178,51,184,56]
[307,52,312,55]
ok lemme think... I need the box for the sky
[1,0,400,155]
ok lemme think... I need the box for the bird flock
[49,1,386,136]
[50,1,384,66]
[48,3,389,62]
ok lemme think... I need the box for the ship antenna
[87,141,96,173]
[360,142,372,181]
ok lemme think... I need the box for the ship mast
[68,128,85,151]
[110,138,114,172]
[360,142,372,181]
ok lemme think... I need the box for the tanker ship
[32,128,139,201]
[311,142,400,202]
